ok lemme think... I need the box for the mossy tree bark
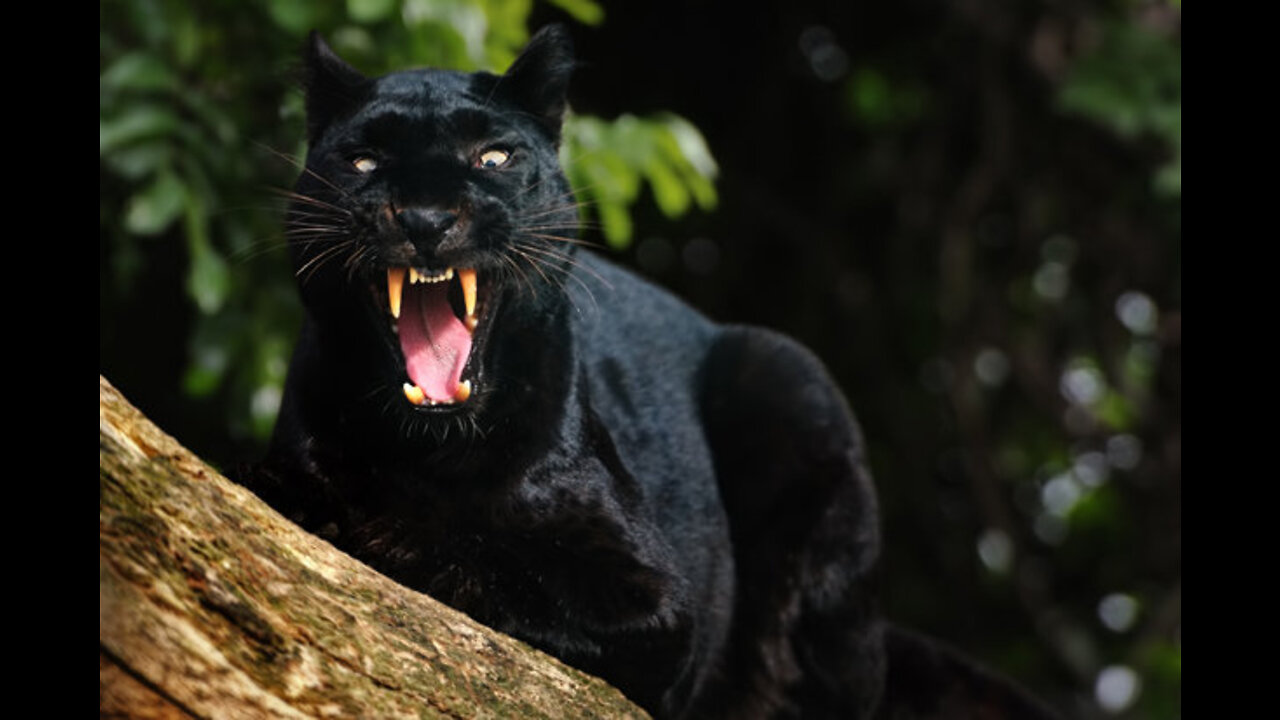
[100,376,648,719]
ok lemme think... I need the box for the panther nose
[395,207,458,247]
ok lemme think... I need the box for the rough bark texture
[99,375,648,719]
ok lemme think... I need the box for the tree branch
[99,375,648,719]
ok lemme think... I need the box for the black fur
[245,27,1057,720]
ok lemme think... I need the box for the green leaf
[183,321,231,396]
[1095,391,1134,431]
[562,112,718,248]
[1155,157,1180,197]
[100,106,180,155]
[267,0,325,35]
[100,52,178,92]
[845,67,928,127]
[183,365,223,397]
[545,0,604,25]
[124,170,186,235]
[597,200,632,248]
[644,157,690,218]
[849,68,892,124]
[661,114,718,180]
[347,0,397,23]
[402,0,489,68]
[188,244,230,314]
[1058,19,1180,200]
[185,200,230,314]
[103,142,173,181]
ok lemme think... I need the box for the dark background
[101,1,1181,717]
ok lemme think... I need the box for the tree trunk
[99,375,648,719]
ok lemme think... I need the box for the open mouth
[384,266,481,408]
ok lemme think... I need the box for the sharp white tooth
[403,382,425,405]
[388,268,405,319]
[459,268,477,320]
[445,268,455,280]
[408,267,420,284]
[455,379,472,402]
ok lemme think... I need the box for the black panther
[244,26,1058,720]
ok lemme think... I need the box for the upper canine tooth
[388,267,406,319]
[459,268,477,319]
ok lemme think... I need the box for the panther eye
[477,149,511,169]
[353,157,378,173]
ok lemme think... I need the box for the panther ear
[503,25,574,141]
[302,31,370,144]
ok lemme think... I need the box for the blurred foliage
[564,113,718,246]
[1059,16,1181,197]
[100,0,716,443]
[845,67,929,128]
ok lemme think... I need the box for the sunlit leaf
[186,201,231,314]
[100,106,180,155]
[645,158,690,218]
[124,170,186,235]
[562,112,718,247]
[479,0,532,65]
[403,0,489,67]
[598,200,632,248]
[103,142,173,181]
[101,52,178,92]
[348,0,397,23]
[267,0,325,34]
[545,0,604,25]
[661,114,717,179]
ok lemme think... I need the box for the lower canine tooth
[455,380,472,402]
[403,382,425,405]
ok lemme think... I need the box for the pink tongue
[398,282,472,402]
